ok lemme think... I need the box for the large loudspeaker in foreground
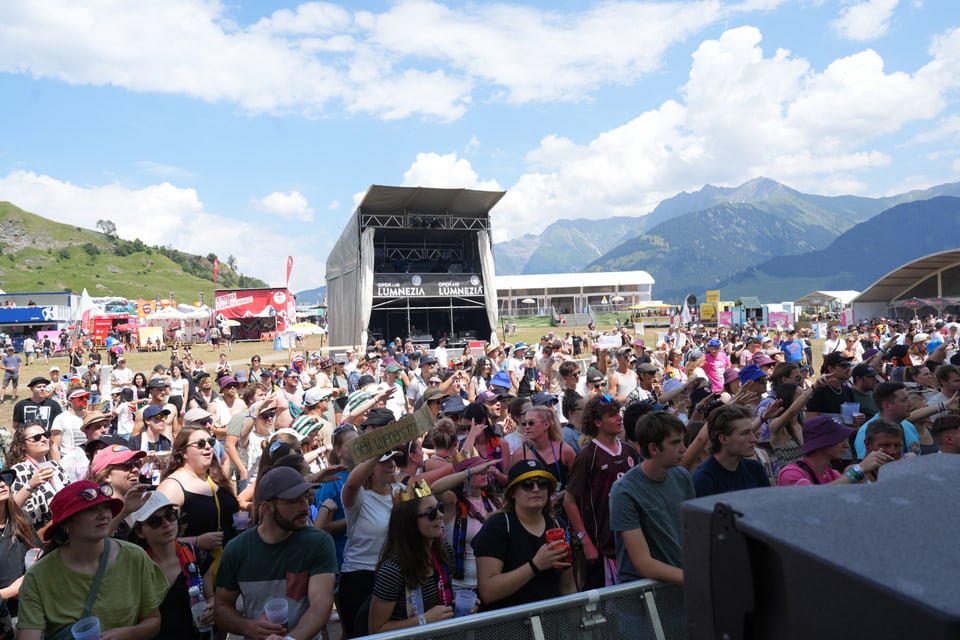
[682,455,960,639]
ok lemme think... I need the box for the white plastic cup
[454,589,476,617]
[232,511,251,531]
[264,597,288,625]
[71,616,101,640]
[841,402,860,425]
[24,548,40,571]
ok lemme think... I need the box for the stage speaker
[682,454,960,640]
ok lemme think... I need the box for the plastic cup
[71,616,101,640]
[232,511,251,531]
[24,548,40,571]
[454,589,476,617]
[545,527,571,566]
[264,597,288,625]
[841,402,860,425]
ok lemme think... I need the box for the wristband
[576,531,587,541]
[528,559,541,576]
[845,464,865,484]
[464,468,471,479]
[318,505,329,512]
[418,613,427,626]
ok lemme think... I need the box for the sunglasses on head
[598,394,615,405]
[78,484,115,501]
[519,478,551,491]
[187,437,218,450]
[143,507,179,529]
[417,503,445,521]
[26,431,52,443]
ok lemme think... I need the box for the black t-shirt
[471,512,566,611]
[12,398,62,430]
[806,384,854,415]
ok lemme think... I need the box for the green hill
[0,201,267,301]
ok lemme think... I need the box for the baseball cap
[147,378,170,389]
[183,407,214,425]
[143,405,171,421]
[505,459,557,494]
[90,444,147,477]
[130,492,176,526]
[256,467,318,501]
[303,386,334,406]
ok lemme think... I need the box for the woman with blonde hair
[508,405,575,497]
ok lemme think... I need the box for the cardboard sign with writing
[347,406,436,463]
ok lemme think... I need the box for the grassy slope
[0,202,259,302]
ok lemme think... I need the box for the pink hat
[90,444,147,477]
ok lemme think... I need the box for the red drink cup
[545,527,571,566]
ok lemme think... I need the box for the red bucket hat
[41,481,123,541]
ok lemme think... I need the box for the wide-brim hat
[801,416,855,456]
[41,481,124,541]
[505,459,557,494]
[346,390,378,417]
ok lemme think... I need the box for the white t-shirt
[111,367,134,388]
[342,485,393,572]
[52,412,84,455]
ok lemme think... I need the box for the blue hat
[441,395,467,416]
[531,392,558,407]
[738,364,766,384]
[490,370,513,388]
[513,342,527,351]
[707,338,722,348]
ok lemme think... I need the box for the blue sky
[1,0,958,293]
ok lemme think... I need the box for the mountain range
[493,177,960,302]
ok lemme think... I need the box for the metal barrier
[360,579,685,640]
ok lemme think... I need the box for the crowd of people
[0,313,958,639]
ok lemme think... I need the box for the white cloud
[251,191,315,221]
[401,152,502,191]
[486,24,958,241]
[831,0,899,41]
[0,170,325,291]
[135,161,194,179]
[0,0,777,121]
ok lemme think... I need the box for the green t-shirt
[216,526,337,632]
[17,539,168,635]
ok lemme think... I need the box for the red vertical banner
[213,258,220,284]
[286,255,294,288]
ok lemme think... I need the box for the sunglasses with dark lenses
[26,431,52,443]
[259,412,277,421]
[196,418,213,427]
[519,478,551,491]
[79,484,115,501]
[113,461,142,472]
[143,507,179,529]
[187,437,218,450]
[0,470,16,486]
[417,503,445,521]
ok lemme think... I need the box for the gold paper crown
[392,480,432,505]
[452,447,480,465]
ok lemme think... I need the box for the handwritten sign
[347,406,436,463]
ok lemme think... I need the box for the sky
[1,0,958,294]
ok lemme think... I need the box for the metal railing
[360,579,684,640]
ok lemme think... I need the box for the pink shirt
[778,460,841,486]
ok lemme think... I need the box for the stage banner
[373,274,484,298]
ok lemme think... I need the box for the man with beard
[215,467,337,640]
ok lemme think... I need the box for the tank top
[170,477,238,544]
[522,441,568,490]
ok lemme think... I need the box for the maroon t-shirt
[566,438,638,556]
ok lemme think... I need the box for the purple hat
[218,376,238,390]
[723,367,741,386]
[477,390,504,403]
[752,353,777,367]
[801,416,854,455]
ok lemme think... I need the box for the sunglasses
[78,484,115,501]
[187,437,218,450]
[0,470,16,487]
[143,507,179,529]
[520,420,540,427]
[259,412,277,421]
[519,478,551,491]
[417,504,445,521]
[112,461,141,472]
[26,431,52,443]
[196,418,213,427]
[598,394,615,405]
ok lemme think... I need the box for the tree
[96,219,117,238]
[227,255,237,270]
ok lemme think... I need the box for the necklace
[827,383,844,396]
